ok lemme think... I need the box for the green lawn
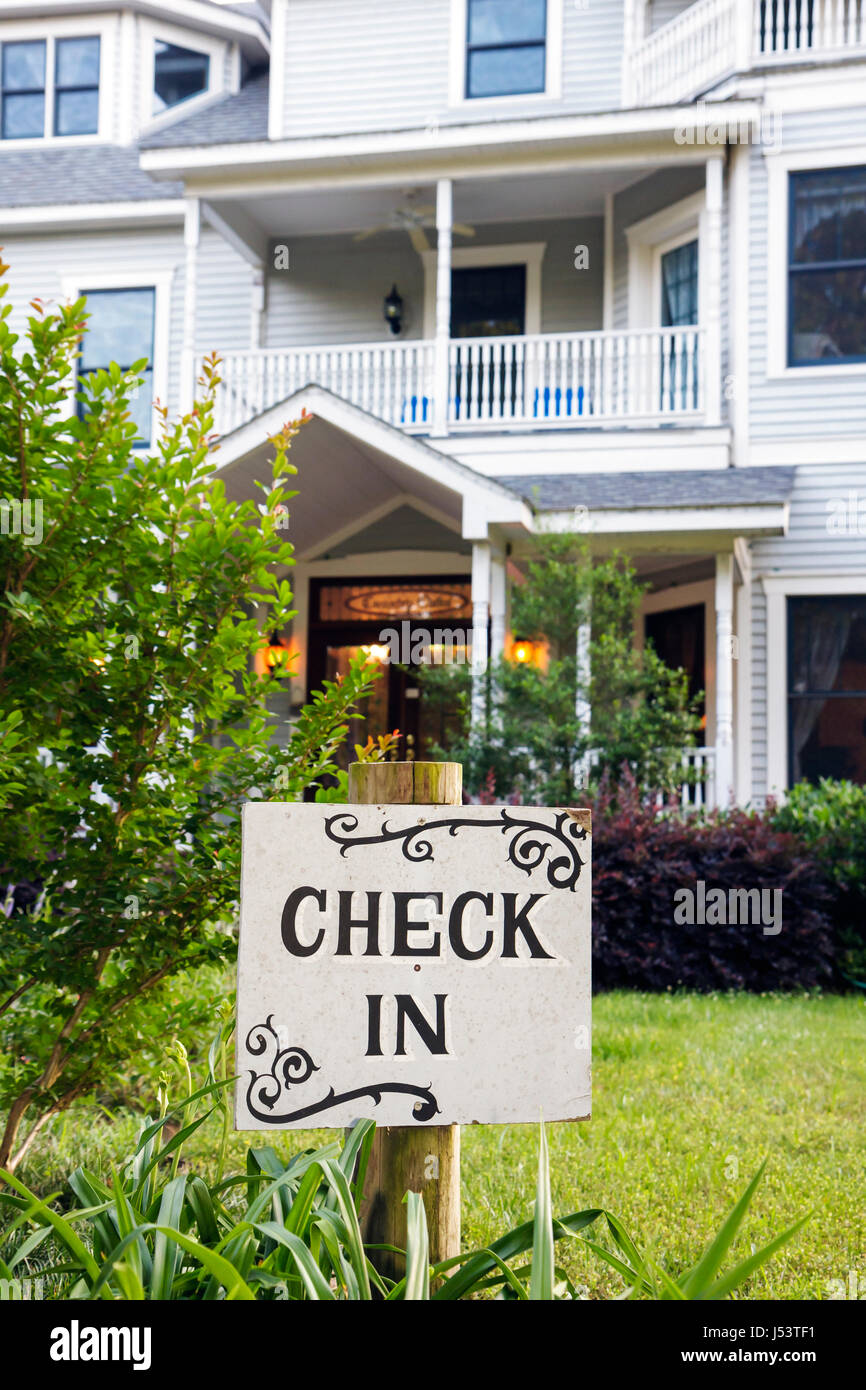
[19,991,866,1299]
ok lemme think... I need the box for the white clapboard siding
[749,108,866,442]
[1,226,186,417]
[276,0,628,139]
[748,462,866,804]
[265,220,603,351]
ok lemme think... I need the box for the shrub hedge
[591,775,838,992]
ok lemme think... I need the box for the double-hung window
[0,35,99,138]
[465,0,547,99]
[788,595,866,784]
[78,288,156,447]
[788,165,866,366]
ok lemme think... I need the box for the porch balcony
[627,0,866,106]
[203,325,705,438]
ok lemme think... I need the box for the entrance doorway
[645,602,706,738]
[307,577,473,769]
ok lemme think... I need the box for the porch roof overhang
[499,467,795,552]
[139,100,764,194]
[211,385,533,557]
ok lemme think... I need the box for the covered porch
[176,151,730,444]
[214,389,793,808]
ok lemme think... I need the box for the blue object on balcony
[533,385,585,418]
[401,394,431,424]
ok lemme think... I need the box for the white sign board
[235,802,591,1129]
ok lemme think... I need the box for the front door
[307,578,473,770]
[451,264,526,419]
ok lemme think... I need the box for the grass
[17,990,866,1299]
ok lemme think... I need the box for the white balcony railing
[630,0,738,106]
[206,327,704,436]
[756,0,866,56]
[629,0,866,105]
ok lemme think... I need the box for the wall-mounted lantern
[383,284,404,335]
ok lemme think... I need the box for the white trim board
[762,572,866,799]
[60,267,174,449]
[626,191,704,331]
[421,242,546,339]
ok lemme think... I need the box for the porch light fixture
[383,284,403,335]
[511,638,544,667]
[263,630,291,675]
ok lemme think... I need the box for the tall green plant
[421,532,701,803]
[0,259,377,1170]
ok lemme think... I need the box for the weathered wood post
[348,759,462,1281]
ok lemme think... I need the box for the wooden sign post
[235,760,591,1284]
[348,760,462,1278]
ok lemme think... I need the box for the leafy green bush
[420,532,701,804]
[771,779,866,983]
[0,259,377,1172]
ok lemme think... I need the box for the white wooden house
[2,0,865,804]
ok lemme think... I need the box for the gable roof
[0,145,183,207]
[497,467,798,512]
[140,73,270,149]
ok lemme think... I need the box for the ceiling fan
[353,194,476,254]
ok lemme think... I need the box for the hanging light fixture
[263,630,291,674]
[383,284,404,335]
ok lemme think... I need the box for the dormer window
[465,0,547,99]
[0,35,99,139]
[153,41,209,114]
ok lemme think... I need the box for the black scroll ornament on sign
[244,1017,439,1124]
[324,807,587,892]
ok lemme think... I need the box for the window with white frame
[78,288,156,446]
[788,594,866,784]
[788,165,866,367]
[465,0,547,98]
[1,35,99,139]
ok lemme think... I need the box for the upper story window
[1,36,99,139]
[54,37,100,136]
[153,41,209,114]
[789,165,866,366]
[79,288,156,447]
[465,0,547,99]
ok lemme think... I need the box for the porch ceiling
[206,167,654,240]
[213,385,530,557]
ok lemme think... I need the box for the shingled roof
[496,467,797,511]
[0,145,183,207]
[140,73,270,149]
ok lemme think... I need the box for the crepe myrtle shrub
[590,771,838,992]
[419,532,702,805]
[0,260,376,1172]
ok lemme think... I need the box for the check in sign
[235,802,591,1128]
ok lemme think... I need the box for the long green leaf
[529,1120,554,1301]
[680,1160,767,1297]
[403,1192,430,1301]
[433,1208,603,1300]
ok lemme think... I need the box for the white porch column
[250,266,265,349]
[703,156,724,427]
[181,197,200,414]
[490,547,507,661]
[432,178,453,438]
[715,552,735,807]
[471,539,491,727]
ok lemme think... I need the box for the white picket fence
[205,327,703,436]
